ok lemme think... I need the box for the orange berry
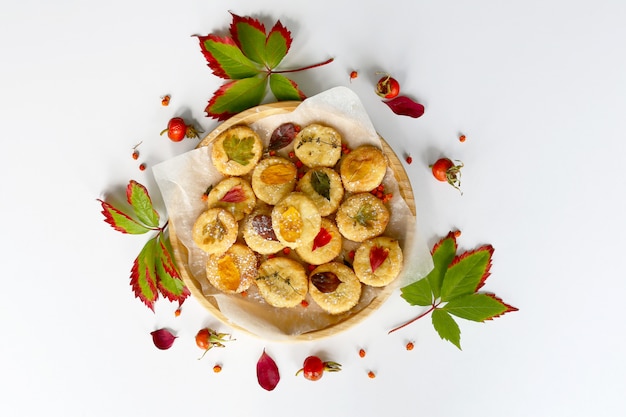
[174,308,181,317]
[288,151,296,159]
[282,247,291,255]
[454,230,462,238]
[367,371,376,379]
[268,150,276,156]
[132,150,139,160]
[213,364,222,373]
[139,163,146,171]
[358,349,366,358]
[295,160,303,169]
[300,300,309,308]
[240,290,248,297]
[350,70,358,81]
[405,155,413,164]
[459,134,466,142]
[161,95,170,106]
[406,341,414,351]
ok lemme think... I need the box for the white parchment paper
[153,87,433,339]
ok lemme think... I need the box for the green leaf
[98,199,151,235]
[432,309,462,350]
[427,232,457,299]
[354,203,376,227]
[310,169,331,200]
[126,180,159,228]
[229,13,268,65]
[443,293,518,322]
[440,245,494,302]
[222,131,257,166]
[200,34,260,80]
[264,20,292,68]
[269,74,305,101]
[400,277,433,307]
[155,235,189,302]
[130,237,159,311]
[205,77,267,121]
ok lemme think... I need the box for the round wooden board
[169,102,416,341]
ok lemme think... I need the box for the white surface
[1,1,625,416]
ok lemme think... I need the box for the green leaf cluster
[397,232,517,349]
[196,13,333,120]
[98,180,189,311]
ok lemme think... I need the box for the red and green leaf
[126,180,159,228]
[229,13,268,65]
[197,34,259,80]
[431,309,461,350]
[440,245,494,302]
[205,77,267,121]
[130,237,159,311]
[369,246,389,273]
[264,20,292,68]
[155,235,189,303]
[269,73,305,101]
[443,293,518,322]
[98,199,151,235]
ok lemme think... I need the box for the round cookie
[205,176,256,221]
[293,123,342,168]
[242,205,285,255]
[309,262,362,315]
[271,192,321,249]
[211,125,263,176]
[353,236,403,287]
[335,193,390,242]
[340,145,387,193]
[256,257,308,308]
[251,156,297,205]
[205,243,257,293]
[297,167,344,216]
[295,218,343,265]
[192,208,238,254]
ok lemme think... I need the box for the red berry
[161,95,171,106]
[139,163,146,171]
[375,73,400,99]
[430,158,463,192]
[160,117,200,142]
[459,134,466,142]
[296,356,341,381]
[132,150,139,160]
[405,155,413,164]
[350,70,358,82]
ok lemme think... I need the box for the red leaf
[155,238,190,303]
[268,122,300,151]
[383,96,425,118]
[98,199,149,235]
[449,244,494,291]
[196,34,238,79]
[370,245,390,272]
[257,349,280,391]
[150,328,177,350]
[205,78,267,121]
[220,185,247,203]
[312,227,332,251]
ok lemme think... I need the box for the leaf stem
[388,303,439,334]
[271,58,334,74]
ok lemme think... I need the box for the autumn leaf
[197,13,333,120]
[268,122,300,151]
[99,180,189,311]
[390,232,518,349]
[220,185,247,203]
[310,170,331,200]
[383,96,425,118]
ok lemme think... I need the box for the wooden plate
[169,102,415,341]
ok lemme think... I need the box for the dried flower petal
[268,122,300,151]
[150,328,177,350]
[383,96,425,118]
[311,271,341,293]
[257,349,280,391]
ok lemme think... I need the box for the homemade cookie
[205,243,257,293]
[295,218,343,265]
[242,205,286,255]
[340,145,387,193]
[211,125,263,176]
[353,236,403,287]
[293,123,342,168]
[192,208,238,254]
[309,262,362,315]
[256,257,308,308]
[271,192,321,249]
[335,193,390,242]
[251,156,297,205]
[297,167,344,216]
[205,176,256,221]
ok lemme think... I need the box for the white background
[2,1,625,416]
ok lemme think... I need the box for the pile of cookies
[192,122,403,315]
